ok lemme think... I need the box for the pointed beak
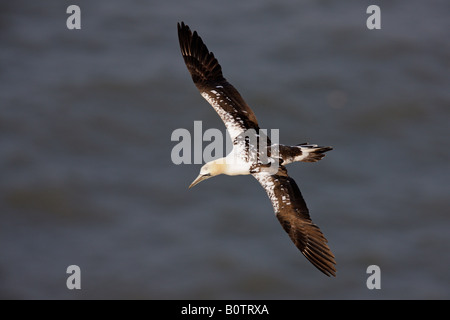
[188,174,211,189]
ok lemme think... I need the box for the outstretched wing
[252,169,336,276]
[177,22,259,141]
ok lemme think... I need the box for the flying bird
[177,22,336,276]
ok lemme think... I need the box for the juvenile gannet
[178,22,336,276]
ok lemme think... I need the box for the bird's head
[188,160,225,189]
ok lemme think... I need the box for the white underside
[222,151,252,175]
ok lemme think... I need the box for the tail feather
[299,144,333,163]
[279,144,333,165]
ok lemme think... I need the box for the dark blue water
[1,0,449,299]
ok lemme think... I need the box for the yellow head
[188,159,226,188]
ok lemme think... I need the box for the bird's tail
[297,143,333,163]
[279,143,333,165]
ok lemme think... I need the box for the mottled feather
[178,22,259,141]
[253,169,336,277]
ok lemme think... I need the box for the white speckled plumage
[178,22,336,276]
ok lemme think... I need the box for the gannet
[178,22,336,276]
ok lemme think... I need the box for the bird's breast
[222,152,252,176]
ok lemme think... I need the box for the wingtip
[302,238,337,277]
[177,21,190,34]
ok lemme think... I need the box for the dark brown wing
[252,168,336,277]
[177,22,259,141]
